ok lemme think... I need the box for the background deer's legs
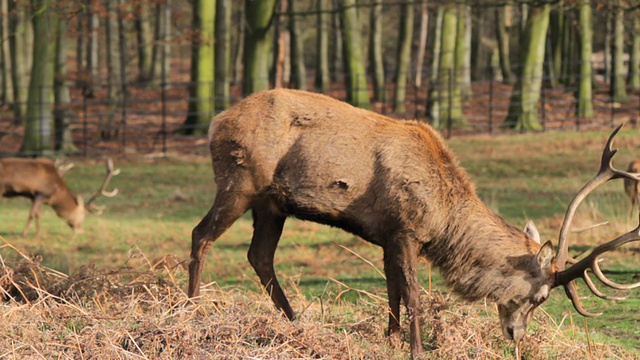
[23,195,45,237]
[247,204,292,319]
[188,191,252,297]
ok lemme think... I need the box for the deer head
[500,124,640,342]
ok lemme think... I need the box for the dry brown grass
[0,239,636,360]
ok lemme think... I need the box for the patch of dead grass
[0,239,636,359]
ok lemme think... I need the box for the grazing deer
[624,160,640,218]
[0,158,120,236]
[188,89,640,358]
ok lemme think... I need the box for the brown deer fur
[0,158,85,236]
[624,160,640,218]
[188,89,555,358]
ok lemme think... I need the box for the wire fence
[2,68,640,158]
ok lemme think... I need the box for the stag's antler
[555,124,640,316]
[85,158,121,214]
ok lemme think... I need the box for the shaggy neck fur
[423,198,541,303]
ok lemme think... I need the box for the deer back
[624,160,640,198]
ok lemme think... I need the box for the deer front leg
[384,236,423,358]
[23,195,45,237]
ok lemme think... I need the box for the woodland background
[1,0,640,156]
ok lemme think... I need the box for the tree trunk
[577,0,593,119]
[20,0,57,155]
[314,0,330,91]
[152,0,171,88]
[414,0,429,88]
[243,0,276,95]
[549,1,563,87]
[329,0,343,83]
[611,2,628,103]
[0,0,13,105]
[393,2,414,114]
[9,1,32,123]
[288,0,306,90]
[215,0,231,111]
[135,0,154,83]
[54,14,79,153]
[495,5,515,84]
[340,0,370,108]
[430,4,463,129]
[629,15,640,92]
[604,9,612,84]
[183,0,216,135]
[232,1,245,83]
[427,6,444,124]
[503,4,551,131]
[85,0,99,97]
[460,5,472,98]
[369,0,385,102]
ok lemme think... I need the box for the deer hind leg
[247,204,293,319]
[23,195,45,237]
[188,191,252,298]
[384,236,423,358]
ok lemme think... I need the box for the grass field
[1,127,640,358]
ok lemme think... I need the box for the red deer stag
[188,89,640,358]
[0,158,120,236]
[624,160,640,218]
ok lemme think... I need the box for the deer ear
[524,220,541,244]
[535,241,555,271]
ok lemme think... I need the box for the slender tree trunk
[272,0,288,88]
[393,2,414,114]
[152,0,171,87]
[232,1,245,83]
[54,14,78,153]
[85,0,99,97]
[340,0,370,108]
[431,4,459,128]
[427,6,444,124]
[503,4,551,131]
[243,0,276,95]
[330,0,343,83]
[20,0,57,155]
[577,0,593,119]
[611,2,628,103]
[495,5,515,84]
[460,4,472,98]
[135,0,154,83]
[215,0,231,111]
[0,0,13,105]
[414,0,429,88]
[183,0,216,135]
[604,8,612,84]
[288,0,306,90]
[629,15,640,92]
[549,1,563,87]
[315,0,330,91]
[9,1,32,122]
[369,0,385,102]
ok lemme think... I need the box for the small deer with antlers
[0,158,120,236]
[188,89,640,358]
[624,160,640,218]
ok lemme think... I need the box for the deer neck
[423,199,540,303]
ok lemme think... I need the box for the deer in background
[0,158,120,237]
[624,160,640,218]
[188,89,640,359]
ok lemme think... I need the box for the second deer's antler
[86,158,121,214]
[554,124,640,316]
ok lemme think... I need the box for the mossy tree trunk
[340,0,370,109]
[629,15,640,92]
[243,0,276,96]
[495,5,515,84]
[54,12,78,153]
[393,1,414,113]
[610,2,628,103]
[288,0,306,90]
[215,0,231,111]
[135,0,154,83]
[183,0,215,135]
[20,0,57,155]
[9,0,32,123]
[577,0,593,119]
[314,0,330,91]
[503,3,550,131]
[369,0,385,102]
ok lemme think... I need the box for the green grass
[1,128,640,354]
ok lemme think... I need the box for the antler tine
[85,158,121,212]
[556,123,625,269]
[582,269,626,301]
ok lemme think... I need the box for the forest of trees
[1,0,640,155]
